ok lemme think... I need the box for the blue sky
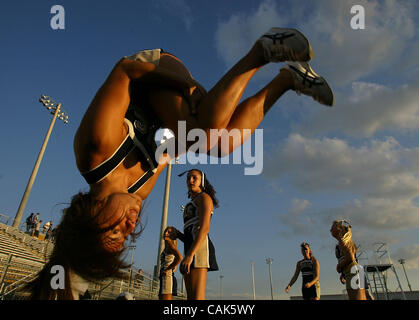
[0,0,418,299]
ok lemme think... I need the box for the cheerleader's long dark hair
[178,169,219,208]
[23,191,144,300]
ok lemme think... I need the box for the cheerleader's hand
[180,255,193,275]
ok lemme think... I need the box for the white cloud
[296,79,419,137]
[266,134,419,231]
[214,0,417,86]
[349,81,391,103]
[303,0,416,86]
[326,197,419,230]
[392,245,419,270]
[279,198,312,235]
[278,196,419,236]
[214,1,419,139]
[265,134,419,197]
[215,0,285,67]
[214,0,288,80]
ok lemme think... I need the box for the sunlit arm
[285,261,301,292]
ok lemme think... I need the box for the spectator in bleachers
[34,220,42,238]
[43,220,52,234]
[32,213,40,236]
[26,213,34,233]
[135,268,144,288]
[45,223,53,240]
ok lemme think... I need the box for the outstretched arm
[285,262,301,293]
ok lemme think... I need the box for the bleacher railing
[0,220,186,300]
[0,223,53,260]
[0,253,186,300]
[0,214,11,226]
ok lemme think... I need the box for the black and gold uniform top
[183,192,213,231]
[300,259,315,284]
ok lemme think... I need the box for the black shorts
[302,281,320,300]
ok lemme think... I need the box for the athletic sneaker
[282,61,334,106]
[260,27,314,62]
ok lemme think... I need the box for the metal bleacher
[0,217,186,300]
[0,221,51,299]
[0,223,53,261]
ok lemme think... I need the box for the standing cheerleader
[176,169,219,300]
[285,242,321,300]
[159,226,182,300]
[331,220,366,300]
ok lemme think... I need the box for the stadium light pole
[251,260,256,300]
[398,259,413,292]
[266,258,274,300]
[13,95,69,228]
[155,130,176,279]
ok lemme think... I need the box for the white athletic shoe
[283,61,334,107]
[260,27,314,62]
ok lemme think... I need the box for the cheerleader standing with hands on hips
[175,169,219,300]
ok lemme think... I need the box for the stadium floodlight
[13,95,69,228]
